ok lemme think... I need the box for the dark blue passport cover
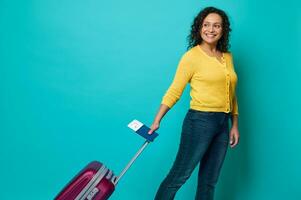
[136,125,159,142]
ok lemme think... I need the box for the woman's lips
[205,33,217,38]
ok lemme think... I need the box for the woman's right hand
[148,121,160,134]
[148,104,170,134]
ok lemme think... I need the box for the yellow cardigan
[161,45,239,115]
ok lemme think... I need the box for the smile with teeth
[205,33,217,38]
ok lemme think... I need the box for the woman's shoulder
[224,51,232,57]
[223,51,234,61]
[179,46,233,61]
[180,46,200,60]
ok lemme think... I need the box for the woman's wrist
[154,118,161,124]
[231,124,238,129]
[231,115,238,128]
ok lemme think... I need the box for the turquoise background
[1,0,300,199]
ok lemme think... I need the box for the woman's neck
[199,42,218,53]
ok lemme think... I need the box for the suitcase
[55,120,159,200]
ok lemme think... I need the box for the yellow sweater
[161,45,238,115]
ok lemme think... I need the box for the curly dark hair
[187,7,232,52]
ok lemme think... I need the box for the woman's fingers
[148,127,156,134]
[148,123,159,134]
[230,134,234,145]
[229,129,240,148]
[148,128,154,134]
[230,135,239,148]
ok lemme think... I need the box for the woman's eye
[203,24,208,27]
[214,25,221,29]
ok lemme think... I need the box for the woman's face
[200,13,223,45]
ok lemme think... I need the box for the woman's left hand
[229,126,240,148]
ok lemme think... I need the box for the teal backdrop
[1,0,300,199]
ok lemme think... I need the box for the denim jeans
[154,109,230,200]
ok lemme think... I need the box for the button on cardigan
[161,45,239,115]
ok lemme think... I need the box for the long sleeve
[229,53,239,115]
[232,93,239,115]
[161,54,194,108]
[160,46,239,114]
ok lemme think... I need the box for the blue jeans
[154,109,230,200]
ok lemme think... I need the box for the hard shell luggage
[54,120,158,200]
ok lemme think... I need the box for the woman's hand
[148,121,160,134]
[229,126,240,148]
[148,104,170,134]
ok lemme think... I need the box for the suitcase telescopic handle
[112,120,159,185]
[113,140,149,185]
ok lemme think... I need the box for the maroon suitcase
[55,120,158,200]
[55,161,116,200]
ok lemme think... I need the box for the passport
[127,120,159,142]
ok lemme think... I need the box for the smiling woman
[188,7,231,52]
[199,13,224,62]
[148,6,239,200]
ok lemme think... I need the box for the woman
[148,7,240,200]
